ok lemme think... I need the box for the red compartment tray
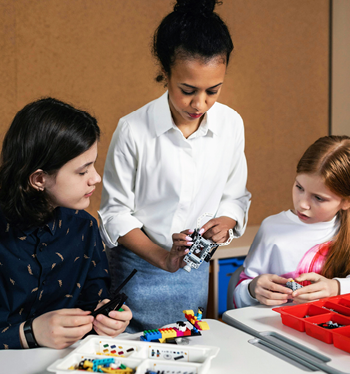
[273,293,350,353]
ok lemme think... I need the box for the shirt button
[42,281,46,285]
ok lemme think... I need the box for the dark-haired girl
[0,98,132,350]
[99,0,251,332]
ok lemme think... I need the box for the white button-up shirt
[99,92,251,250]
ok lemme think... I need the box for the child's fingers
[93,319,122,336]
[256,290,289,305]
[109,305,133,322]
[94,306,131,336]
[57,308,92,316]
[294,272,320,283]
[293,291,323,302]
[94,299,110,311]
[292,283,318,297]
[258,275,292,293]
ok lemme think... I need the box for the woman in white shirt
[99,0,251,332]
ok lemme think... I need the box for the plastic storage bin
[47,336,219,374]
[218,256,245,316]
[273,293,350,353]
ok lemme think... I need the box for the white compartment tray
[47,335,219,374]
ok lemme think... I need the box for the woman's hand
[249,274,292,306]
[165,229,193,272]
[292,272,340,303]
[118,228,192,273]
[30,309,94,349]
[201,216,236,243]
[93,303,132,336]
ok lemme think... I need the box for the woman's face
[44,141,101,210]
[165,56,227,137]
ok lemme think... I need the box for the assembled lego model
[183,213,234,272]
[140,307,210,344]
[285,279,303,292]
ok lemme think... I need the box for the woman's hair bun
[174,0,221,16]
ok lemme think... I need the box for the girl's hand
[292,272,340,303]
[165,229,193,272]
[249,274,292,306]
[31,309,94,349]
[201,216,236,243]
[93,303,132,336]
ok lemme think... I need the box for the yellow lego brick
[183,309,194,316]
[83,360,93,368]
[196,321,210,330]
[160,328,177,340]
[100,368,133,373]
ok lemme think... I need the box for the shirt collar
[153,91,174,138]
[20,209,60,236]
[152,91,220,137]
[205,103,220,135]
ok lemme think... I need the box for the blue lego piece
[141,329,162,342]
[92,358,114,371]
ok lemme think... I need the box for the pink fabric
[232,242,331,305]
[282,242,330,286]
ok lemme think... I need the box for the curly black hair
[153,0,233,82]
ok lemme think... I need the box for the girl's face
[44,142,101,210]
[292,173,349,224]
[165,56,226,137]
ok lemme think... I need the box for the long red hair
[296,135,350,279]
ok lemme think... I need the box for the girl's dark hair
[0,97,100,229]
[153,0,234,82]
[297,135,350,279]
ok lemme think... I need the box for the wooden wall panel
[0,0,329,226]
[332,0,350,136]
[217,0,330,224]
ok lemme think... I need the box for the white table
[223,305,350,374]
[0,318,334,374]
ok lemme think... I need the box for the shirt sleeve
[334,276,350,295]
[234,278,259,308]
[0,321,22,349]
[98,119,143,248]
[76,229,111,311]
[233,222,270,308]
[215,113,251,237]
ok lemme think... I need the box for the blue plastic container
[218,256,245,316]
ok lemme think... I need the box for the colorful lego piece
[318,321,344,329]
[140,307,210,344]
[69,357,134,373]
[196,307,203,320]
[285,279,303,291]
[183,213,234,272]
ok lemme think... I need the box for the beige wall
[0,0,330,226]
[332,0,350,136]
